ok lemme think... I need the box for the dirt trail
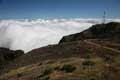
[84,40,120,53]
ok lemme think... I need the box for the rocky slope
[59,22,120,43]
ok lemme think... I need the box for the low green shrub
[54,66,60,70]
[16,73,23,78]
[60,64,76,73]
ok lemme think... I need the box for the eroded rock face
[59,22,120,43]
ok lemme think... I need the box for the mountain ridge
[59,22,120,43]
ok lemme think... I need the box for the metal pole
[103,11,106,24]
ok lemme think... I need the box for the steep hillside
[59,22,120,43]
[1,39,120,80]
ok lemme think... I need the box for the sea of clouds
[0,18,120,52]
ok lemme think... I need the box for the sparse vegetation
[0,57,119,80]
[43,68,53,76]
[82,60,95,66]
[35,65,54,80]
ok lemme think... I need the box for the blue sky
[0,0,120,19]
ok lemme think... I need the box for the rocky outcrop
[0,48,24,69]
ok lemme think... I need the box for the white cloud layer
[0,18,120,52]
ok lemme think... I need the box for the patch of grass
[0,64,36,79]
[38,66,54,78]
[82,60,95,66]
[34,65,53,80]
[84,48,94,59]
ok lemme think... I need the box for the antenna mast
[103,11,106,24]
